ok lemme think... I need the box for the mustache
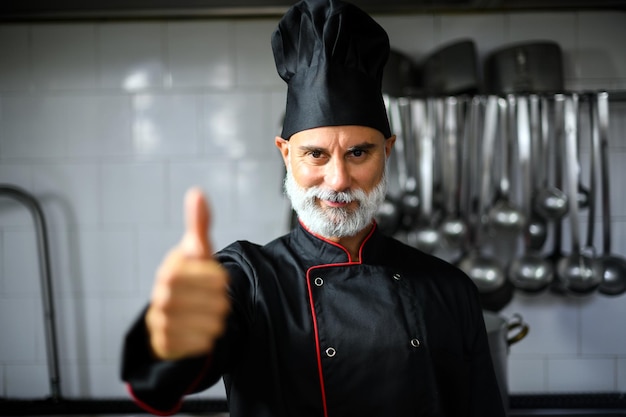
[308,188,358,204]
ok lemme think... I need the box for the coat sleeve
[120,306,220,415]
[120,244,256,415]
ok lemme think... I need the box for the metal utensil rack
[0,184,62,402]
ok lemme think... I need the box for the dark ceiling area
[1,0,625,21]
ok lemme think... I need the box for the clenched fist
[146,188,230,360]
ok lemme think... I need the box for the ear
[275,136,290,167]
[384,135,396,158]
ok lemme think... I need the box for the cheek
[354,166,384,190]
[290,161,322,188]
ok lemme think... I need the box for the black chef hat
[272,0,392,140]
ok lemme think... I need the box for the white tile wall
[0,10,625,400]
[101,162,167,225]
[31,163,100,225]
[233,20,283,88]
[575,12,626,82]
[98,23,164,91]
[166,21,235,89]
[548,358,617,392]
[508,357,546,392]
[619,359,626,391]
[2,230,40,294]
[51,296,104,365]
[31,25,97,90]
[5,364,49,398]
[0,166,35,227]
[0,26,30,91]
[581,294,626,355]
[131,93,201,157]
[0,298,39,363]
[374,14,436,59]
[438,14,508,58]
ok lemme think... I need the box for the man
[121,0,505,416]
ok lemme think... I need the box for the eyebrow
[297,142,378,153]
[347,142,377,152]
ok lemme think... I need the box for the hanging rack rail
[0,184,62,402]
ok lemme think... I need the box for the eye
[310,150,322,158]
[349,147,370,158]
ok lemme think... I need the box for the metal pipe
[0,184,62,401]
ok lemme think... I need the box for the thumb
[180,187,213,258]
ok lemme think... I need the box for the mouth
[321,199,351,209]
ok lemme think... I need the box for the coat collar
[290,220,387,267]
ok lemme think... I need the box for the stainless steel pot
[483,311,529,410]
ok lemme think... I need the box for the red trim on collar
[298,219,377,264]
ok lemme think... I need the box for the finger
[151,274,230,315]
[181,187,213,258]
[156,252,229,290]
[151,330,218,360]
[147,310,227,359]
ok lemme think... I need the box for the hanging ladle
[534,96,569,221]
[385,96,420,234]
[544,95,568,294]
[556,94,601,294]
[439,96,468,250]
[594,91,626,296]
[526,95,549,250]
[581,92,600,281]
[412,98,442,254]
[398,97,422,230]
[487,95,525,237]
[374,96,403,235]
[458,96,506,293]
[508,95,554,292]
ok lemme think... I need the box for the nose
[325,158,351,191]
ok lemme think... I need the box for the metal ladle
[374,96,403,235]
[534,95,569,221]
[487,95,525,237]
[458,96,506,293]
[556,94,601,294]
[386,96,420,234]
[543,96,568,294]
[508,95,554,292]
[594,92,626,296]
[526,95,549,250]
[439,96,468,250]
[412,98,442,253]
[581,92,599,274]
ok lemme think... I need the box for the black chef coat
[122,222,505,417]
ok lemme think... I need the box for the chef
[121,0,505,416]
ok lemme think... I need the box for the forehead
[289,125,385,147]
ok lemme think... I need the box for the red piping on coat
[304,221,377,417]
[305,271,330,417]
[127,353,213,416]
[127,384,182,416]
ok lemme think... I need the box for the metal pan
[383,49,421,98]
[421,39,480,96]
[484,41,564,94]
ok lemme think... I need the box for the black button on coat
[121,223,505,417]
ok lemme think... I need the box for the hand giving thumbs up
[146,188,230,360]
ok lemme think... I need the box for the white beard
[283,164,387,238]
